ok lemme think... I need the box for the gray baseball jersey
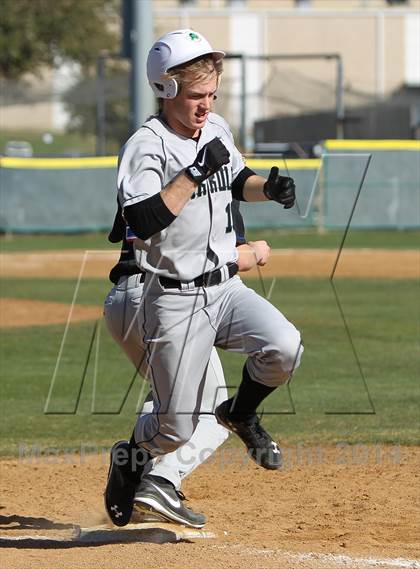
[118,112,244,280]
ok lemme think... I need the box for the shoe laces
[246,415,271,444]
[175,490,198,514]
[176,490,187,501]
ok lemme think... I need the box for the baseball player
[104,201,270,527]
[105,29,303,527]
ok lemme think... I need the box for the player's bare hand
[186,137,230,184]
[263,166,296,209]
[236,241,270,271]
[248,240,271,266]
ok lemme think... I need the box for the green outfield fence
[0,140,419,233]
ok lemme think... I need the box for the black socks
[230,364,276,419]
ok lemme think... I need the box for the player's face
[163,74,218,138]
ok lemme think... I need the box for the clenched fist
[248,240,271,266]
[186,137,230,184]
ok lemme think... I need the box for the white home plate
[0,522,216,546]
[76,522,216,544]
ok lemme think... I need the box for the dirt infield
[0,298,102,328]
[0,446,419,569]
[1,248,419,279]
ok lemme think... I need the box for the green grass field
[1,228,419,252]
[1,274,418,457]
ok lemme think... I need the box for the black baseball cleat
[215,398,282,470]
[134,475,206,528]
[104,440,144,527]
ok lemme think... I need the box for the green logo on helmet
[189,32,200,41]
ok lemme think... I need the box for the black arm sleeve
[123,193,176,241]
[231,199,246,245]
[231,166,257,201]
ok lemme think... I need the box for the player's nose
[199,95,212,111]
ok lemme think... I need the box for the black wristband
[185,165,205,185]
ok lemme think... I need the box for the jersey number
[225,203,233,234]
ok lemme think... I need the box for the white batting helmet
[147,29,225,99]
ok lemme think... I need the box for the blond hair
[166,55,223,91]
[158,55,223,111]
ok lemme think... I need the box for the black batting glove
[263,166,296,209]
[185,137,230,184]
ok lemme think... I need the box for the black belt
[159,262,238,290]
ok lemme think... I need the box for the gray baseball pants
[104,273,228,489]
[135,273,303,456]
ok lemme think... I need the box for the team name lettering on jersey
[191,165,231,200]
